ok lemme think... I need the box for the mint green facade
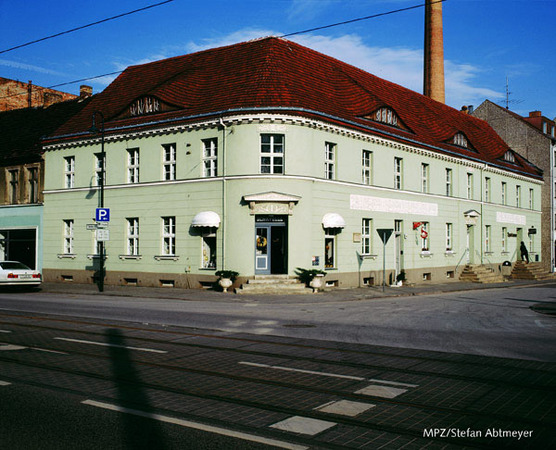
[43,115,542,287]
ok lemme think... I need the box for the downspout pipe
[219,117,227,271]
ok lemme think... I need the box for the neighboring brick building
[0,77,84,112]
[0,95,92,269]
[472,100,555,272]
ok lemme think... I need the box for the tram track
[1,311,555,449]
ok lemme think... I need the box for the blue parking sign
[96,208,110,222]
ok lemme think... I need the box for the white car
[0,261,41,288]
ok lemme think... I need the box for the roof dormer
[448,132,476,151]
[362,106,410,131]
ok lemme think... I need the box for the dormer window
[375,107,399,127]
[453,132,468,148]
[503,150,516,163]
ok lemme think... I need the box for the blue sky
[1,0,554,118]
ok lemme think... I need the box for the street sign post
[95,208,110,222]
[377,228,394,292]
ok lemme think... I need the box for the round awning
[192,211,221,228]
[322,213,346,228]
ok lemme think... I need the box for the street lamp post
[90,111,106,292]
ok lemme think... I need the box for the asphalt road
[0,283,555,361]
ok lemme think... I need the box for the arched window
[375,107,399,127]
[453,132,468,148]
[503,150,516,163]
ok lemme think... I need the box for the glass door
[255,226,270,274]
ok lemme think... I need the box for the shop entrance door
[255,216,287,275]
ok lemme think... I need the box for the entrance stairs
[459,265,504,283]
[237,275,309,295]
[510,261,556,281]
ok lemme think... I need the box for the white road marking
[315,400,375,417]
[535,320,556,328]
[82,400,307,450]
[270,416,336,436]
[31,347,68,355]
[0,344,26,351]
[239,362,365,381]
[356,384,408,398]
[367,378,418,388]
[0,380,12,386]
[54,337,167,354]
[0,330,12,333]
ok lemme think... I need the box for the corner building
[42,38,542,288]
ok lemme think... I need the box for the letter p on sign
[96,208,110,222]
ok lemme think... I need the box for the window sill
[444,251,455,257]
[119,255,142,260]
[57,254,77,259]
[359,254,378,260]
[420,251,433,258]
[199,267,217,271]
[87,254,108,260]
[484,252,494,256]
[154,255,179,261]
[324,267,338,271]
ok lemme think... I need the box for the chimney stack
[80,85,93,98]
[424,0,445,103]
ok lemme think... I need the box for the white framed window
[453,132,468,148]
[63,219,74,254]
[362,150,372,185]
[94,153,105,186]
[446,223,453,251]
[201,231,217,269]
[529,188,534,209]
[502,227,507,253]
[375,107,399,127]
[501,182,507,205]
[324,142,336,180]
[466,173,473,199]
[127,148,140,183]
[421,222,429,251]
[27,167,39,203]
[162,143,176,181]
[445,168,452,196]
[362,218,372,255]
[162,216,176,256]
[516,185,521,208]
[394,157,403,189]
[64,156,75,188]
[127,218,139,256]
[421,163,429,193]
[260,134,284,174]
[202,138,217,178]
[485,225,491,253]
[324,230,338,269]
[484,177,491,202]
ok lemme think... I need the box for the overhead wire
[1,0,442,100]
[0,0,174,55]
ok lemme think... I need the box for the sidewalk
[39,278,556,308]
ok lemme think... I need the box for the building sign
[496,212,526,225]
[129,96,161,116]
[350,194,438,216]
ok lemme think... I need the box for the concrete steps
[459,265,504,283]
[237,275,310,295]
[511,261,556,281]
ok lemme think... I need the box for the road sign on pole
[95,208,110,222]
[376,228,394,292]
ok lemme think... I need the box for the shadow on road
[106,328,167,450]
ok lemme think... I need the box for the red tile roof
[48,37,541,179]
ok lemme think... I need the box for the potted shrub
[295,268,326,292]
[215,270,239,293]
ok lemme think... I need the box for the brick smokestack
[424,0,445,103]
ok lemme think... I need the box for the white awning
[322,213,346,228]
[192,211,221,228]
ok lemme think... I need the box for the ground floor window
[324,229,339,269]
[201,231,216,269]
[162,216,176,255]
[127,218,139,256]
[64,220,74,254]
[361,219,372,255]
[421,222,429,251]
